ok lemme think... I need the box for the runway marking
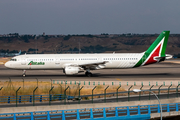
[116,78,121,81]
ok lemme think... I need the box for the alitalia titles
[28,61,45,65]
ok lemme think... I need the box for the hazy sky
[0,0,180,34]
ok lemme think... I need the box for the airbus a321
[5,31,172,77]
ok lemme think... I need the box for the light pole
[133,89,162,120]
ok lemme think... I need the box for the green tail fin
[145,31,170,57]
[134,31,170,67]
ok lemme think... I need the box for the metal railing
[0,103,180,120]
[0,94,74,103]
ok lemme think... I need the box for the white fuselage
[5,53,144,70]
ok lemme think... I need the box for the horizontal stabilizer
[154,54,173,62]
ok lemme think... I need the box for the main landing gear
[85,71,92,77]
[22,70,26,77]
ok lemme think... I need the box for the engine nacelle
[64,67,79,75]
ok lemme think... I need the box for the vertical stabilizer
[134,31,170,67]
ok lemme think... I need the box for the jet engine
[64,67,80,75]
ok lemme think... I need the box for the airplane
[4,31,172,77]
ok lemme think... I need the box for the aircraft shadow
[0,73,175,79]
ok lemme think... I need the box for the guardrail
[0,103,180,120]
[0,86,180,106]
[0,94,74,103]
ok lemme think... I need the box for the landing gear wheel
[22,70,26,77]
[85,71,92,77]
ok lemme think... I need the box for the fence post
[16,87,21,107]
[76,109,80,120]
[128,85,133,101]
[167,104,170,112]
[127,106,130,116]
[79,86,84,104]
[13,113,16,120]
[149,85,154,100]
[49,86,54,105]
[22,78,24,90]
[68,85,71,97]
[139,85,143,101]
[62,110,65,120]
[138,106,141,115]
[117,85,121,102]
[30,112,34,120]
[51,79,52,88]
[59,84,62,94]
[19,96,21,103]
[8,96,10,103]
[33,87,38,106]
[168,84,172,98]
[0,87,3,100]
[103,108,106,118]
[92,86,97,103]
[115,107,118,117]
[64,86,69,105]
[90,108,94,119]
[40,95,42,102]
[29,96,32,102]
[104,86,109,103]
[148,105,151,114]
[158,85,163,98]
[176,84,180,97]
[158,104,160,113]
[176,103,179,111]
[47,111,50,120]
[36,78,38,88]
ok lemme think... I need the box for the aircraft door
[21,56,26,65]
[55,57,60,66]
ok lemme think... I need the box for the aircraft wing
[78,61,108,67]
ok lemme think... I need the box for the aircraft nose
[4,62,10,68]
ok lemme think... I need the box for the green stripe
[161,31,170,56]
[134,52,149,67]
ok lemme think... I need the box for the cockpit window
[10,58,17,61]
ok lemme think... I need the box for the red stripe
[145,44,161,65]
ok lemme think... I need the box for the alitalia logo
[28,61,45,65]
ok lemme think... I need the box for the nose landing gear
[22,70,26,77]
